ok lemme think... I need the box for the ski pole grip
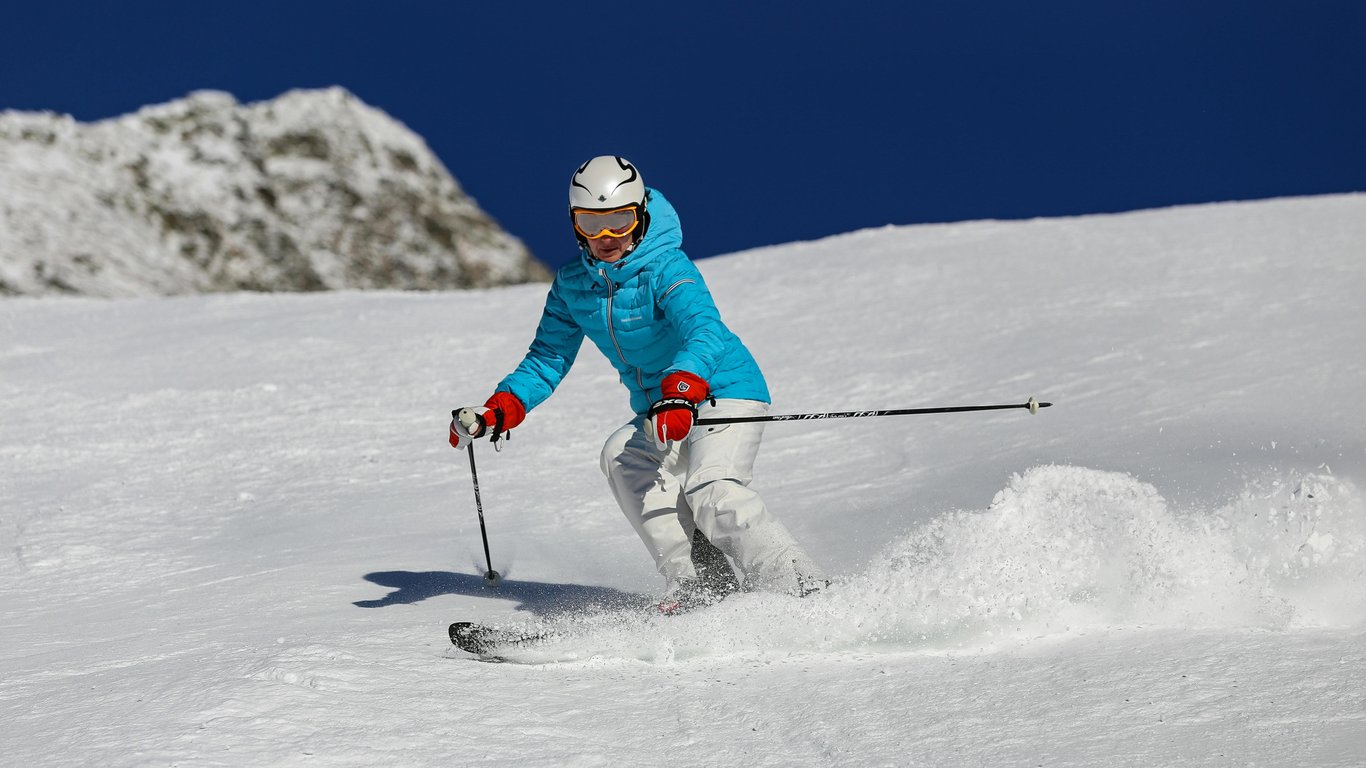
[453,408,486,438]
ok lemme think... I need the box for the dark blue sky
[3,2,1363,270]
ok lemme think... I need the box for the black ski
[448,621,546,657]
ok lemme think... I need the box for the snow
[2,193,1364,765]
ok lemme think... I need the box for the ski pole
[464,441,502,587]
[694,396,1051,426]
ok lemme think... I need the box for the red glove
[448,392,527,449]
[481,391,526,435]
[646,371,709,449]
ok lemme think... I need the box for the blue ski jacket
[495,189,770,417]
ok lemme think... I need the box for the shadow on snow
[355,570,653,618]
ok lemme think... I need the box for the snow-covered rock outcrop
[0,88,547,297]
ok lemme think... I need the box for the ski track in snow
[2,195,1365,766]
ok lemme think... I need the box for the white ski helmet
[570,155,646,210]
[569,155,650,247]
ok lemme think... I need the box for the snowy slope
[2,194,1364,766]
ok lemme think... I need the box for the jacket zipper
[601,268,645,390]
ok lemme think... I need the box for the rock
[0,87,547,297]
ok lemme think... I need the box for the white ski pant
[600,399,825,595]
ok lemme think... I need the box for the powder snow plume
[490,467,1366,663]
[850,466,1366,640]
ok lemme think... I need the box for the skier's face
[587,232,630,263]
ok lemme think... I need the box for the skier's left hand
[646,371,709,450]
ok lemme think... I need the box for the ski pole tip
[483,570,502,587]
[1027,396,1052,414]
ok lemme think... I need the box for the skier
[449,155,827,613]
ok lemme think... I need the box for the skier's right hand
[448,392,527,449]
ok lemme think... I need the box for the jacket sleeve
[495,281,584,412]
[655,253,730,382]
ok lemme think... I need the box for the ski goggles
[572,206,640,240]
